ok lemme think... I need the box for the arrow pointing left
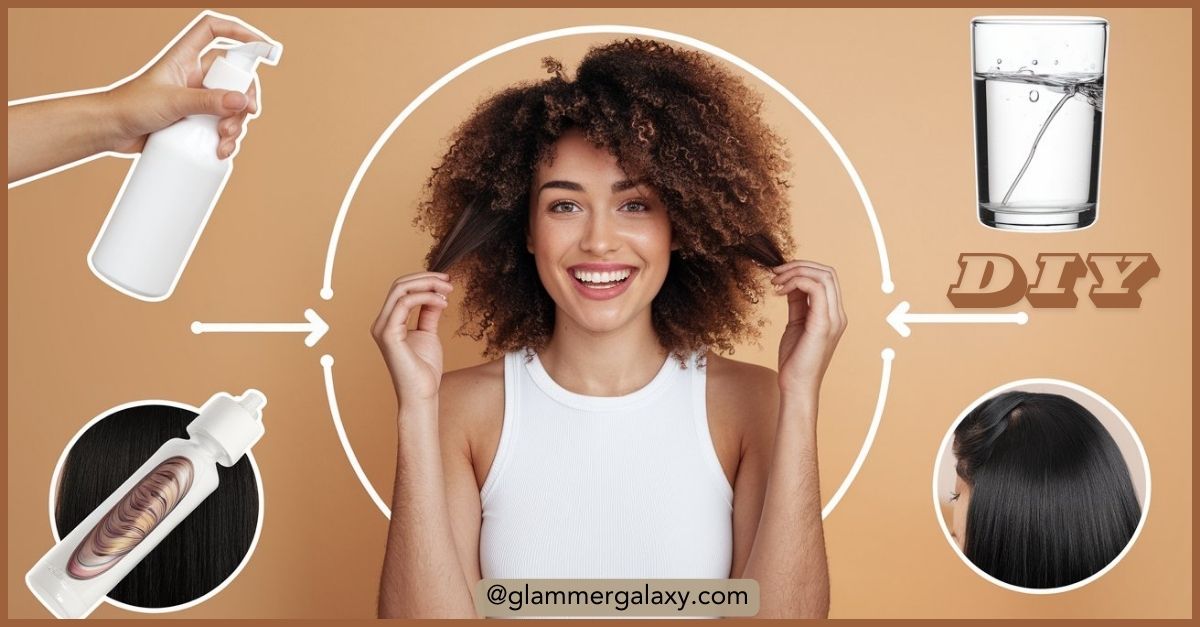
[191,308,330,347]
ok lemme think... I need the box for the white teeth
[572,268,632,284]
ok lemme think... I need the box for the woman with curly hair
[373,39,845,618]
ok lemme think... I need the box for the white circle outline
[321,24,897,522]
[931,378,1152,595]
[45,399,265,615]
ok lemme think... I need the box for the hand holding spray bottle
[26,390,267,619]
[88,41,282,301]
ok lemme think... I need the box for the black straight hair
[55,404,259,608]
[953,391,1141,588]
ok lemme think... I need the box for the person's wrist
[397,396,438,421]
[92,88,138,154]
[778,386,818,426]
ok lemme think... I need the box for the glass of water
[972,16,1109,230]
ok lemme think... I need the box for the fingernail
[222,91,248,110]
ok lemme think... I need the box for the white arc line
[320,24,894,302]
[822,348,894,520]
[886,301,1029,338]
[324,348,895,522]
[191,308,329,347]
[321,355,391,518]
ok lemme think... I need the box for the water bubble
[1054,59,1060,65]
[1032,59,1039,65]
[1029,90,1040,102]
[997,58,1003,64]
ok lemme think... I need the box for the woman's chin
[560,305,641,336]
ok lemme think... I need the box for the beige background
[6,8,1191,619]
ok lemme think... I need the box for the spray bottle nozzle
[202,41,282,93]
[225,41,283,69]
[236,389,267,418]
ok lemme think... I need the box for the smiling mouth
[571,267,634,290]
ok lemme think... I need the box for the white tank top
[479,351,734,579]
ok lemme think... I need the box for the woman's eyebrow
[538,180,584,193]
[536,179,640,193]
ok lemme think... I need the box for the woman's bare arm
[734,260,846,618]
[378,398,478,618]
[373,272,484,618]
[736,390,829,618]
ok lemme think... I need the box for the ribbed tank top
[479,351,734,579]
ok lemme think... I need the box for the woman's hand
[104,14,270,159]
[371,272,454,406]
[771,260,847,399]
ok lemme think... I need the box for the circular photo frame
[932,379,1150,594]
[46,399,265,615]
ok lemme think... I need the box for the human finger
[415,299,448,334]
[217,139,234,160]
[772,264,842,330]
[218,111,249,139]
[380,292,450,345]
[785,260,846,325]
[777,275,830,331]
[372,275,452,337]
[168,87,248,120]
[169,13,267,61]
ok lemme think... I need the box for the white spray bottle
[88,41,282,301]
[26,390,267,619]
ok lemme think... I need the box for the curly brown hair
[417,38,793,358]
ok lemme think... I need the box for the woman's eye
[550,201,581,213]
[949,491,961,502]
[621,201,649,213]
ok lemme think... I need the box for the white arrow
[886,301,1028,338]
[191,308,330,347]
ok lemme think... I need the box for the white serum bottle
[26,390,267,619]
[88,41,282,301]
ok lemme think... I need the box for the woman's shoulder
[704,353,780,438]
[439,359,506,487]
[704,352,778,400]
[440,358,505,419]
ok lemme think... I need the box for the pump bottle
[26,390,267,619]
[89,42,282,301]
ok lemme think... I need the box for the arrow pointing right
[191,308,330,347]
[886,301,1029,338]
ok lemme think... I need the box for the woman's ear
[526,232,534,254]
[670,237,680,252]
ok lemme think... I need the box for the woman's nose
[579,210,619,254]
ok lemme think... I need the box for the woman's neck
[537,310,668,397]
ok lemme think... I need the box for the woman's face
[951,475,971,550]
[527,130,673,336]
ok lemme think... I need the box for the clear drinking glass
[972,16,1109,230]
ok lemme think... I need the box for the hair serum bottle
[26,390,267,619]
